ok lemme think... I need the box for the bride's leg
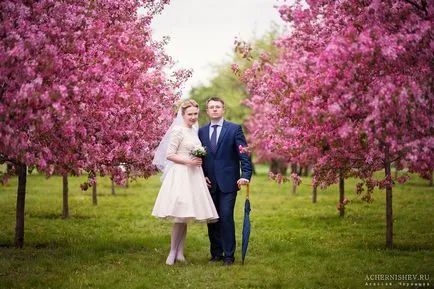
[176,223,187,262]
[166,223,182,265]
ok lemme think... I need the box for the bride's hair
[180,99,199,115]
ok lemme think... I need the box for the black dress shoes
[223,259,234,266]
[209,256,224,262]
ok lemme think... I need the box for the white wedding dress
[152,125,219,223]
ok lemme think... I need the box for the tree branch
[403,0,428,16]
[403,0,421,10]
[0,155,16,165]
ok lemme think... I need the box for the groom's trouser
[208,184,237,262]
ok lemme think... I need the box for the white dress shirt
[209,118,224,143]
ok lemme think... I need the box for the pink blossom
[237,0,433,190]
[238,145,251,156]
[396,175,410,184]
[0,0,188,185]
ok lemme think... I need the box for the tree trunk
[111,178,115,195]
[270,159,288,175]
[92,181,97,206]
[290,163,297,174]
[15,164,26,248]
[303,166,309,177]
[291,163,298,195]
[385,146,393,249]
[429,170,433,187]
[339,173,345,217]
[62,175,69,219]
[312,184,317,203]
[394,165,399,179]
[292,182,297,195]
[7,162,14,174]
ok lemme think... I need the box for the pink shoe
[166,251,176,265]
[176,254,186,263]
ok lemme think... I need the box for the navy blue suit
[199,120,252,262]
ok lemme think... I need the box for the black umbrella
[241,184,251,265]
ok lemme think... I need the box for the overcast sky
[151,0,283,98]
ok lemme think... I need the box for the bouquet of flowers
[191,145,207,157]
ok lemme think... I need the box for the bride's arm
[167,154,201,166]
[166,126,201,166]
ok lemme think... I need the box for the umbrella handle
[246,184,250,200]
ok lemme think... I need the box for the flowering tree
[405,140,434,186]
[240,0,433,248]
[238,46,322,200]
[0,0,189,247]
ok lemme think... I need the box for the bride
[152,99,218,265]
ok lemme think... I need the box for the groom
[199,96,253,266]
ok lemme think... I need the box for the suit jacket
[199,120,253,193]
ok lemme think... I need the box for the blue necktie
[210,125,218,152]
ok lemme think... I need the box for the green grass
[0,168,433,289]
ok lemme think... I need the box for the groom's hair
[206,96,225,108]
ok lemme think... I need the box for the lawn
[0,168,433,289]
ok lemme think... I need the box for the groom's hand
[205,177,212,188]
[237,178,249,189]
